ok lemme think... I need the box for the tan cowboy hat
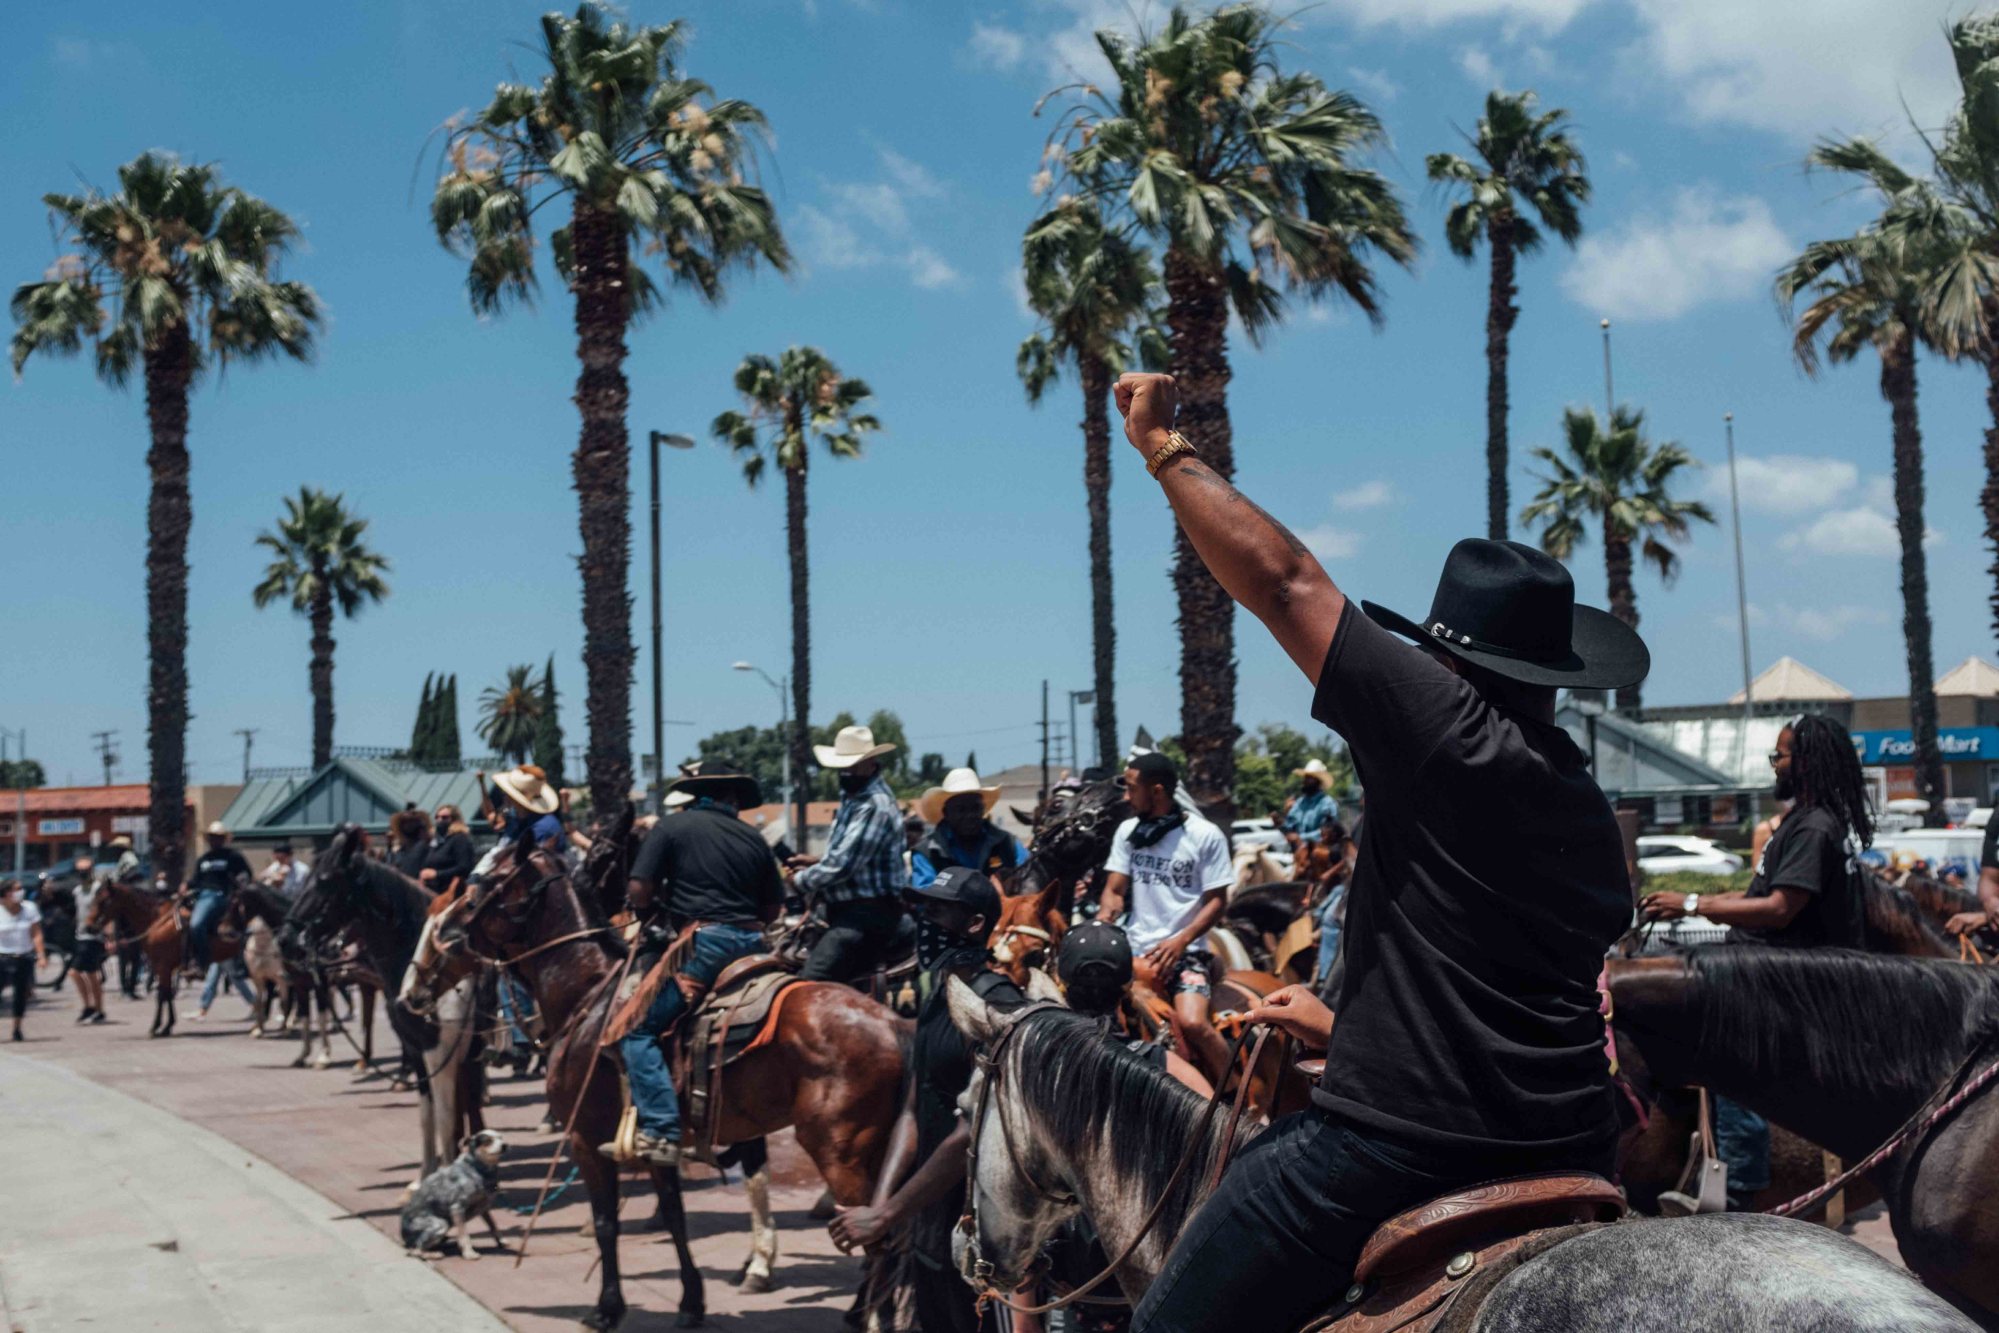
[492,764,561,815]
[108,834,133,850]
[1294,758,1334,781]
[812,724,897,770]
[918,767,1001,824]
[205,820,229,836]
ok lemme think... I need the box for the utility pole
[1600,318,1614,421]
[646,430,695,814]
[234,728,258,785]
[1039,680,1050,803]
[91,730,119,787]
[0,727,24,875]
[1724,413,1755,783]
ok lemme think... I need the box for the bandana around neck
[1127,809,1187,849]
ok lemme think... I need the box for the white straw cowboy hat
[206,820,229,836]
[813,724,897,770]
[918,768,1001,824]
[492,764,561,815]
[1294,758,1334,781]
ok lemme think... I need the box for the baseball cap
[906,864,1001,926]
[1057,920,1133,988]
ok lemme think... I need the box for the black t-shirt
[628,806,782,927]
[910,966,1023,1262]
[1736,805,1864,949]
[1310,603,1630,1155]
[190,847,251,896]
[422,831,477,888]
[1981,818,1999,872]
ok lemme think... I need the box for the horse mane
[1860,872,1952,954]
[237,883,291,924]
[1688,947,1999,1103]
[347,853,434,937]
[1008,1007,1247,1225]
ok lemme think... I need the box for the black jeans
[0,954,33,1022]
[1130,1108,1616,1333]
[799,897,907,984]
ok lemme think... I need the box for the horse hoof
[738,1272,773,1295]
[312,1056,332,1070]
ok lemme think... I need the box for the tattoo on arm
[1168,459,1309,557]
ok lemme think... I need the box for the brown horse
[414,841,907,1330]
[1610,948,1999,1324]
[86,879,244,1037]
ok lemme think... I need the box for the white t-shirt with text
[1105,814,1233,955]
[0,900,42,956]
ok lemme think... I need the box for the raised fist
[1114,372,1177,456]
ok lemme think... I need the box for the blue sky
[1,0,1988,788]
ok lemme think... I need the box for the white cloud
[1780,506,1940,558]
[1332,0,1588,30]
[799,149,964,291]
[1345,66,1400,103]
[1300,524,1363,560]
[1559,187,1792,322]
[1622,0,1959,140]
[1457,46,1501,85]
[1785,605,1888,642]
[967,22,1028,72]
[1709,454,1858,513]
[1334,480,1396,511]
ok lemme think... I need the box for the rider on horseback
[186,821,251,976]
[606,767,781,1168]
[1111,373,1648,1333]
[910,767,1023,888]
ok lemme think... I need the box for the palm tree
[1051,3,1416,818]
[1520,406,1713,713]
[1018,199,1167,771]
[713,348,880,838]
[1778,149,1960,823]
[479,665,544,765]
[432,4,787,816]
[1427,90,1590,540]
[11,152,319,885]
[251,488,391,768]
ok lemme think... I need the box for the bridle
[959,1004,1270,1314]
[429,850,607,972]
[990,923,1053,967]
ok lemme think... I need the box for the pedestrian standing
[259,842,310,902]
[420,805,477,893]
[0,879,47,1042]
[789,726,910,983]
[70,857,109,1024]
[388,810,432,880]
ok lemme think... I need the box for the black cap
[906,864,1001,928]
[1057,920,1133,987]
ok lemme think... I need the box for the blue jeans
[201,959,256,1012]
[1714,1095,1770,1195]
[498,974,535,1048]
[619,924,765,1140]
[1314,887,1346,986]
[189,889,227,969]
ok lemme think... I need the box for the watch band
[1147,431,1197,478]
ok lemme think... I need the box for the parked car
[1230,817,1289,854]
[1636,835,1743,877]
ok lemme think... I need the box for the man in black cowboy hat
[1111,373,1646,1333]
[608,767,782,1166]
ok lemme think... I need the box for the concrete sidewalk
[0,1053,508,1333]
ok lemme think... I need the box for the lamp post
[647,430,696,813]
[0,727,24,876]
[1724,412,1755,784]
[1600,318,1614,421]
[733,662,796,841]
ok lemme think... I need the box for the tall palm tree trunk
[308,574,335,769]
[143,326,193,888]
[785,442,811,841]
[1485,223,1519,541]
[570,202,636,816]
[1079,353,1118,771]
[1164,248,1239,822]
[1981,303,1999,644]
[1603,518,1641,713]
[1883,334,1946,824]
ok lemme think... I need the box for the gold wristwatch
[1146,430,1197,477]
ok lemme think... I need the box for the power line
[90,730,119,787]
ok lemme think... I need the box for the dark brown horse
[1610,948,1999,1324]
[415,840,908,1330]
[85,879,243,1036]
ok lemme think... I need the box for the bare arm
[1948,867,1999,937]
[1098,871,1130,925]
[1115,374,1347,680]
[1641,886,1808,929]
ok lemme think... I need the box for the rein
[961,1007,1270,1315]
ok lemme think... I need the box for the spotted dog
[399,1129,508,1260]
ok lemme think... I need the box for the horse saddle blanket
[672,961,801,1148]
[1306,1173,1626,1333]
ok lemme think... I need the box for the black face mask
[916,917,986,973]
[1127,808,1187,849]
[837,769,874,797]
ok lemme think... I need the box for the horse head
[285,823,371,954]
[577,801,637,922]
[1029,777,1131,876]
[989,877,1067,989]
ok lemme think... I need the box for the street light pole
[648,431,695,813]
[1724,412,1755,782]
[734,662,796,841]
[1600,318,1614,421]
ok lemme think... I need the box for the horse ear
[1024,969,1065,1007]
[1011,806,1039,829]
[947,974,1008,1046]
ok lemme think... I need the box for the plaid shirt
[794,774,907,903]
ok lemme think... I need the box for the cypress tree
[534,656,566,788]
[412,673,435,761]
[438,674,462,765]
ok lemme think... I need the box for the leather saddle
[669,955,801,1153]
[1307,1172,1627,1332]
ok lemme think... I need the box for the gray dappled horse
[947,981,1979,1332]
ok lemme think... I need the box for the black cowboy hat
[1362,539,1649,691]
[664,767,763,810]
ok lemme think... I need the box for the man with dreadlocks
[1642,714,1872,949]
[1641,712,1874,1208]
